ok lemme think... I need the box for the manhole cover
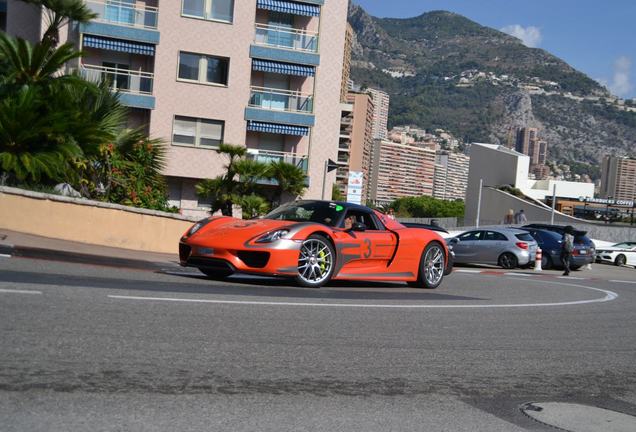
[521,402,636,432]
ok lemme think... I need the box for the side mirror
[350,222,367,232]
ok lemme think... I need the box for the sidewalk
[0,229,179,271]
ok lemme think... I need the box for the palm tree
[195,177,230,216]
[20,0,97,46]
[233,158,270,196]
[266,160,307,206]
[240,194,270,219]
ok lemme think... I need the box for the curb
[3,244,175,271]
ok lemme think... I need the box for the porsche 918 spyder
[179,200,452,288]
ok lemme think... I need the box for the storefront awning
[83,35,155,56]
[247,121,309,136]
[256,0,320,17]
[252,59,315,77]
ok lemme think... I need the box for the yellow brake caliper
[319,249,326,272]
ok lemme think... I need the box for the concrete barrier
[0,187,200,254]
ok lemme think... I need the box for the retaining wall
[0,187,199,254]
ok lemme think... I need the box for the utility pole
[550,184,557,224]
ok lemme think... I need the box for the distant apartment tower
[515,127,548,179]
[433,151,470,201]
[5,0,348,217]
[600,156,636,201]
[367,88,390,140]
[336,91,374,201]
[340,23,353,103]
[368,140,435,204]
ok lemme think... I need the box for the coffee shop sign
[578,197,635,207]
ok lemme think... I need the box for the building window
[181,0,234,23]
[178,52,229,86]
[172,116,224,148]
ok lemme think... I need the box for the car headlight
[187,218,211,236]
[255,229,290,243]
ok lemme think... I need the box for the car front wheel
[295,234,335,288]
[409,242,445,289]
[615,254,627,266]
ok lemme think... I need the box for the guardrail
[249,86,313,114]
[254,23,319,53]
[86,0,158,29]
[80,64,154,95]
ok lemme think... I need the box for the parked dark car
[521,225,596,270]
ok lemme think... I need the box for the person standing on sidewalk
[560,226,575,276]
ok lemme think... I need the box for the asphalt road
[1,256,636,431]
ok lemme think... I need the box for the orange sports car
[179,200,452,288]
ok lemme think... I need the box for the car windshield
[613,242,635,248]
[263,201,344,226]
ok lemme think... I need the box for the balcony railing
[249,86,313,114]
[247,149,308,172]
[80,64,154,95]
[86,0,158,29]
[254,24,319,53]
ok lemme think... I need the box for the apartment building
[5,0,348,216]
[368,139,435,204]
[336,91,374,201]
[515,127,548,180]
[433,151,470,201]
[600,155,636,201]
[367,87,389,140]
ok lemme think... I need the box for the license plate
[579,250,587,255]
[198,247,215,255]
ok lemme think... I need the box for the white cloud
[501,25,542,48]
[608,56,633,97]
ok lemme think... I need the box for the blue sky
[353,0,636,99]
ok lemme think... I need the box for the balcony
[86,0,158,29]
[80,64,155,109]
[247,149,309,172]
[254,24,318,53]
[249,86,313,114]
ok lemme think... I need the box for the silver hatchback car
[451,228,538,269]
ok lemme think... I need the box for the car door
[453,231,483,263]
[337,209,398,272]
[482,230,508,263]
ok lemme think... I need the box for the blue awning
[83,35,155,56]
[256,0,320,17]
[252,59,315,77]
[247,121,309,136]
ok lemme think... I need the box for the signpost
[321,159,339,200]
[346,171,364,205]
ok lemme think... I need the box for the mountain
[347,4,636,174]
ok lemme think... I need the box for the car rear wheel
[199,268,233,279]
[295,234,335,288]
[498,252,518,269]
[542,254,553,270]
[409,242,445,289]
[615,254,627,266]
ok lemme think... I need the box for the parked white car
[595,242,636,267]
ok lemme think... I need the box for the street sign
[346,171,364,205]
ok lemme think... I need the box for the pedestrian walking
[560,225,575,276]
[504,209,514,224]
[517,209,528,224]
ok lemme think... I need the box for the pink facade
[6,0,348,217]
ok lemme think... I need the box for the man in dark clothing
[561,226,575,276]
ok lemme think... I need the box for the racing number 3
[362,238,372,258]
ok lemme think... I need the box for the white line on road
[454,269,482,273]
[557,276,585,280]
[504,273,535,277]
[0,288,42,295]
[0,254,11,258]
[610,280,636,285]
[108,281,618,309]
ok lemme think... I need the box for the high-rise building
[368,140,435,204]
[367,88,390,140]
[433,151,470,201]
[340,23,353,103]
[515,127,548,179]
[336,91,374,202]
[6,0,348,217]
[600,156,636,201]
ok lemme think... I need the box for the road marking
[0,288,42,295]
[504,273,534,277]
[0,254,11,258]
[108,281,617,309]
[558,276,585,280]
[610,280,636,285]
[454,269,482,273]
